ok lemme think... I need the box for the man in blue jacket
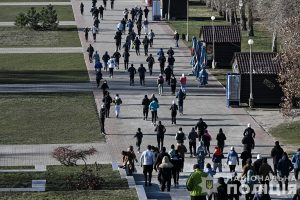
[292,148,300,180]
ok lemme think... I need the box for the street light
[211,16,216,69]
[186,0,189,41]
[248,38,254,108]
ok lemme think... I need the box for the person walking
[167,47,174,56]
[154,147,171,171]
[138,64,146,86]
[142,95,150,120]
[95,68,102,88]
[212,146,223,172]
[94,17,100,29]
[128,64,136,86]
[122,50,130,70]
[146,54,155,76]
[140,145,155,186]
[123,8,129,21]
[154,121,166,150]
[127,19,134,33]
[99,5,104,19]
[241,150,252,168]
[142,35,150,56]
[102,92,112,118]
[241,159,255,200]
[114,30,122,51]
[215,177,228,200]
[158,54,166,74]
[169,100,178,124]
[158,156,173,192]
[216,128,226,153]
[271,141,284,176]
[136,20,142,36]
[180,73,187,89]
[176,88,186,115]
[110,0,114,9]
[227,146,239,172]
[91,25,98,42]
[188,127,198,157]
[194,118,207,140]
[176,142,187,169]
[149,97,159,125]
[164,65,172,86]
[170,74,177,95]
[174,30,179,47]
[186,164,208,200]
[242,132,255,154]
[157,74,164,96]
[204,163,216,177]
[84,27,89,42]
[144,6,149,19]
[130,8,135,21]
[175,127,186,144]
[93,51,100,63]
[102,51,110,71]
[243,123,256,138]
[292,148,300,180]
[112,94,122,118]
[227,172,241,200]
[253,154,263,175]
[259,158,275,192]
[107,57,116,78]
[87,44,94,63]
[277,152,294,191]
[170,150,183,186]
[99,104,106,135]
[100,80,109,96]
[80,2,84,15]
[202,130,211,157]
[134,128,143,153]
[148,29,155,47]
[112,50,121,69]
[196,141,207,169]
[134,37,141,56]
[167,55,175,71]
[103,0,107,9]
[143,18,149,35]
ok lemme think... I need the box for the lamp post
[211,16,216,69]
[168,0,171,20]
[186,0,189,41]
[248,39,254,108]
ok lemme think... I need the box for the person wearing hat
[186,164,208,200]
[243,123,256,138]
[169,100,178,124]
[227,146,239,172]
[253,154,263,175]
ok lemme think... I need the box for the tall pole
[248,39,254,108]
[211,16,215,69]
[186,0,189,41]
[168,0,171,20]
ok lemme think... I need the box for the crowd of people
[80,1,299,199]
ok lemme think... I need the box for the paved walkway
[0,21,76,27]
[0,47,83,54]
[0,2,71,6]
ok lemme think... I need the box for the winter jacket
[271,144,284,165]
[292,151,300,169]
[176,89,186,104]
[102,53,110,63]
[259,162,274,180]
[242,134,255,150]
[202,132,211,146]
[194,121,207,134]
[157,76,164,85]
[277,155,294,177]
[138,66,146,76]
[155,152,170,170]
[155,124,166,138]
[243,127,256,138]
[175,131,186,144]
[227,150,239,165]
[188,130,198,143]
[128,66,136,76]
[108,58,116,69]
[149,100,159,111]
[204,167,216,177]
[146,56,155,66]
[215,183,228,200]
[142,97,150,109]
[186,169,208,197]
[170,104,178,115]
[216,133,226,147]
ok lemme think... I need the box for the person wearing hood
[146,53,155,76]
[176,87,186,115]
[157,74,164,96]
[142,95,150,120]
[102,51,110,71]
[157,48,164,57]
[158,156,173,192]
[164,65,173,86]
[99,104,106,135]
[242,132,255,154]
[277,152,294,191]
[243,123,256,138]
[188,127,198,157]
[186,164,208,199]
[167,55,175,71]
[149,98,159,125]
[216,128,226,153]
[202,130,212,157]
[253,154,263,175]
[169,100,178,124]
[158,54,166,74]
[93,51,100,63]
[167,47,174,56]
[107,57,116,78]
[87,44,94,63]
[271,141,284,176]
[292,148,300,180]
[95,68,102,88]
[196,141,207,169]
[212,146,223,172]
[175,127,186,144]
[215,177,228,200]
[199,67,208,86]
[112,94,122,118]
[227,146,239,172]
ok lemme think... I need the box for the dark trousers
[143,165,153,185]
[124,59,129,69]
[278,176,289,190]
[148,65,153,76]
[93,33,96,41]
[161,178,171,191]
[129,75,134,85]
[109,68,113,77]
[189,141,196,156]
[171,113,176,124]
[89,54,93,62]
[172,169,180,185]
[171,85,176,94]
[100,13,103,19]
[229,165,236,172]
[151,110,157,124]
[150,38,153,47]
[135,47,140,55]
[140,75,145,85]
[295,168,299,180]
[143,107,149,119]
[105,106,110,118]
[157,137,164,150]
[191,196,206,200]
[160,65,164,74]
[100,118,105,133]
[204,144,210,156]
[144,47,148,56]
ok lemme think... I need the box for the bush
[52,146,97,166]
[15,5,59,30]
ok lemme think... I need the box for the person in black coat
[142,36,150,56]
[214,177,228,200]
[170,74,177,95]
[99,104,106,134]
[138,64,146,86]
[243,123,256,138]
[216,128,227,153]
[128,64,136,86]
[102,51,110,71]
[99,5,104,19]
[194,118,208,141]
[167,55,175,70]
[102,92,112,118]
[240,150,252,167]
[80,2,84,15]
[270,141,284,176]
[158,156,173,192]
[122,50,130,70]
[242,133,255,154]
[144,6,149,19]
[142,95,150,120]
[164,65,173,86]
[134,37,141,55]
[277,152,294,191]
[134,128,143,153]
[146,54,155,76]
[158,55,166,74]
[87,44,94,63]
[169,101,178,124]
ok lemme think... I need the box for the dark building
[160,0,187,19]
[200,25,241,67]
[232,52,283,105]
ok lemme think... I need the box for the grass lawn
[270,120,300,145]
[0,164,138,200]
[0,26,81,47]
[0,93,103,144]
[0,0,69,1]
[0,5,74,22]
[0,54,89,83]
[208,68,232,87]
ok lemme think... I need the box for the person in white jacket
[140,145,155,186]
[227,146,239,172]
[107,57,116,78]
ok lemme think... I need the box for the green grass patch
[0,54,89,83]
[0,93,103,144]
[209,68,231,87]
[0,190,138,200]
[0,26,80,47]
[168,4,272,52]
[270,120,300,145]
[0,5,74,22]
[0,166,34,170]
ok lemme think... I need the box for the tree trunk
[240,4,247,31]
[230,9,236,25]
[272,30,278,52]
[247,0,254,37]
[206,0,211,8]
[234,9,238,25]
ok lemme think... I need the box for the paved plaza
[0,0,296,199]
